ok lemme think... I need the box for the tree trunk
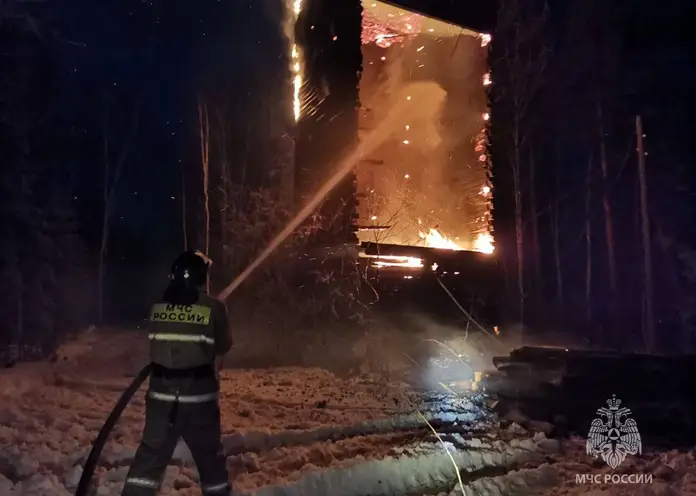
[97,96,140,325]
[552,109,565,321]
[597,98,618,303]
[15,271,23,362]
[512,122,524,329]
[552,165,563,313]
[656,223,688,352]
[529,148,541,299]
[636,115,654,352]
[181,159,188,251]
[240,117,250,190]
[584,153,593,327]
[198,100,211,293]
[217,110,230,278]
[98,117,110,326]
[97,209,110,325]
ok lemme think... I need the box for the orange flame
[419,228,463,250]
[418,228,495,254]
[473,233,495,254]
[361,253,424,269]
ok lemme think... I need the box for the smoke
[227,307,511,390]
[359,311,510,388]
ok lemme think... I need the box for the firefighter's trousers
[122,375,230,495]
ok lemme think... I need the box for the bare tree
[213,107,229,269]
[495,0,549,326]
[551,144,564,312]
[588,0,620,309]
[584,152,593,325]
[198,99,211,293]
[597,98,618,301]
[97,94,140,325]
[180,159,188,251]
[528,147,541,292]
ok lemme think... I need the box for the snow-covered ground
[0,329,693,495]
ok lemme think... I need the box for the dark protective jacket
[122,291,232,495]
[146,292,232,399]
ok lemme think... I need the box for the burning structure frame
[283,0,500,325]
[290,0,495,258]
[357,1,494,256]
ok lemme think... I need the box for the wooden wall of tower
[294,0,363,245]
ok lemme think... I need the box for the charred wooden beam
[361,241,499,274]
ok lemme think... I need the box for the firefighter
[122,250,233,495]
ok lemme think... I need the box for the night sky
[39,0,286,319]
[52,0,283,231]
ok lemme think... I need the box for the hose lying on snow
[75,363,153,496]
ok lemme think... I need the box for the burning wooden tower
[291,0,497,251]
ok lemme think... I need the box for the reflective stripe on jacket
[147,292,231,370]
[149,332,215,345]
[148,391,218,403]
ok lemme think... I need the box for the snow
[1,328,695,495]
[248,436,545,496]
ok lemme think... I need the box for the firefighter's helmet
[170,250,213,287]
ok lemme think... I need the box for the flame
[290,0,304,122]
[357,6,495,257]
[417,228,495,254]
[474,232,495,254]
[361,253,424,269]
[419,228,463,250]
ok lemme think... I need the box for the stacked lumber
[482,346,696,446]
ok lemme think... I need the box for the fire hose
[75,347,226,493]
[75,363,153,496]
